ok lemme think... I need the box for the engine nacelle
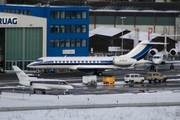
[113,57,137,66]
[169,48,178,56]
[148,48,158,56]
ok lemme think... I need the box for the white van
[124,74,144,83]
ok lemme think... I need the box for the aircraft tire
[42,91,46,94]
[170,65,174,70]
[98,72,103,76]
[163,78,167,82]
[151,65,155,70]
[141,80,144,83]
[154,79,157,83]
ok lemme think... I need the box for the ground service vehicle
[146,72,167,83]
[103,76,115,84]
[124,74,144,83]
[82,75,97,87]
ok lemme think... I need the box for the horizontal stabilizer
[148,42,168,45]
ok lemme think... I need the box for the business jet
[146,34,180,70]
[27,40,165,76]
[12,66,74,94]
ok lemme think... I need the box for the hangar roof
[46,1,180,12]
[89,26,125,37]
[90,26,175,42]
[121,30,161,41]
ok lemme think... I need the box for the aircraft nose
[27,62,36,68]
[69,85,74,89]
[152,59,160,64]
[27,63,32,68]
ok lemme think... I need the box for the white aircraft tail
[122,40,166,61]
[12,66,31,86]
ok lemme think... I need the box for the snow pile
[0,91,180,108]
[0,91,180,120]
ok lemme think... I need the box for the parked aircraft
[146,34,180,70]
[27,40,165,76]
[12,66,74,94]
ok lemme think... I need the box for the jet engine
[169,48,178,56]
[148,48,158,56]
[113,57,137,66]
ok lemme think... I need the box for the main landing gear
[170,64,174,70]
[150,64,174,71]
[93,70,103,76]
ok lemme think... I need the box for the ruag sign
[0,17,18,25]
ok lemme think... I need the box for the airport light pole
[121,17,126,55]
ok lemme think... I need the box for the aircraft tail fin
[122,40,166,61]
[12,66,29,82]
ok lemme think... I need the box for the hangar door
[5,27,42,70]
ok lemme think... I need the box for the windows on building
[55,40,60,47]
[66,39,70,47]
[60,25,65,33]
[60,39,65,47]
[71,39,76,47]
[50,39,87,48]
[82,39,86,47]
[55,25,59,33]
[50,10,87,19]
[50,39,55,47]
[76,39,81,47]
[4,9,31,15]
[50,25,87,34]
[65,11,71,19]
[65,25,71,33]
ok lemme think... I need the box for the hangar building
[0,4,89,70]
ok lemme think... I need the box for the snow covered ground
[0,91,180,120]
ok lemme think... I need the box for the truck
[146,72,167,83]
[82,75,97,88]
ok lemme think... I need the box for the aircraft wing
[164,61,180,64]
[77,65,118,71]
[144,61,180,65]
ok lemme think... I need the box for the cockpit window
[63,81,68,85]
[153,56,160,59]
